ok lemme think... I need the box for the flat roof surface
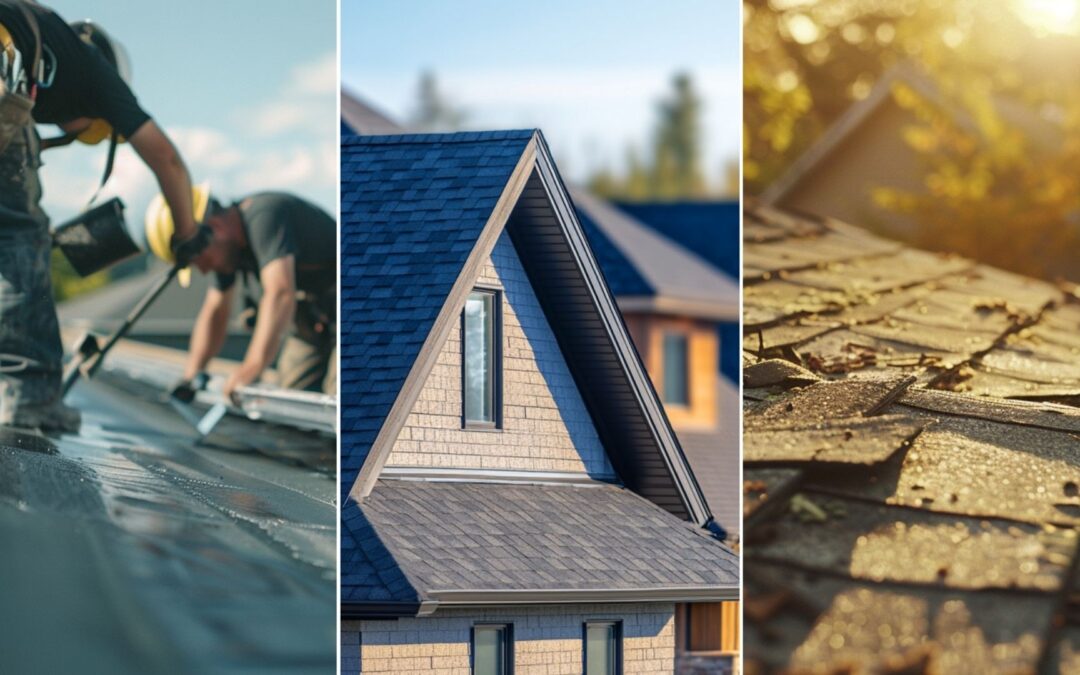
[0,349,336,674]
[742,202,1080,674]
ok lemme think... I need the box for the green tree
[651,72,707,199]
[585,73,727,200]
[410,70,466,132]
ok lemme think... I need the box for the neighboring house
[574,191,739,533]
[742,201,1080,674]
[613,200,741,443]
[58,258,252,360]
[759,63,1060,239]
[339,129,739,675]
[341,88,406,136]
[574,192,741,671]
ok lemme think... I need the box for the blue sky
[342,0,740,186]
[38,0,337,240]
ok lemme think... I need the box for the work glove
[172,225,213,268]
[171,372,209,403]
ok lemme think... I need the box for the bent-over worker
[145,184,337,402]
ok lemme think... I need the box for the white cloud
[288,51,337,96]
[249,102,316,137]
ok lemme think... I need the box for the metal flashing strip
[232,384,337,433]
[98,349,337,434]
[378,467,619,487]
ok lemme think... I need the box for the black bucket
[52,198,140,277]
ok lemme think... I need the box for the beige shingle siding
[386,233,612,476]
[342,603,675,674]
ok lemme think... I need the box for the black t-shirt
[0,1,150,137]
[215,192,336,307]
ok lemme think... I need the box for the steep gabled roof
[340,89,407,135]
[339,130,735,617]
[615,200,740,279]
[573,190,738,321]
[340,129,710,524]
[742,202,1080,674]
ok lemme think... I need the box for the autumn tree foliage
[745,0,1080,281]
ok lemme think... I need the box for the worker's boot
[9,401,82,434]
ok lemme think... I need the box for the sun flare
[1020,0,1080,34]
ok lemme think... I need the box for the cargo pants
[0,120,65,425]
[276,292,336,395]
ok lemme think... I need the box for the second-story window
[463,289,500,427]
[662,331,690,406]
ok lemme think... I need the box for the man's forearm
[242,289,296,376]
[185,302,230,380]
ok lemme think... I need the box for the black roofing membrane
[743,203,1080,674]
[0,377,335,674]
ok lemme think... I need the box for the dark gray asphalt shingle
[342,479,737,603]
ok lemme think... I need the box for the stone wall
[341,602,676,675]
[385,233,612,477]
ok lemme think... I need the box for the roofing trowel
[168,373,228,439]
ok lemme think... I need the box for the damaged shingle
[743,202,1080,674]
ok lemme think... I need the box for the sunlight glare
[1020,0,1080,34]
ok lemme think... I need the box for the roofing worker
[146,185,337,403]
[0,1,199,432]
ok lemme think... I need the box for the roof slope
[615,200,740,278]
[573,190,738,320]
[0,346,336,673]
[340,89,406,135]
[342,479,738,613]
[742,202,1080,674]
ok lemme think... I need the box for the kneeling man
[145,184,336,400]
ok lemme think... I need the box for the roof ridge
[343,129,537,146]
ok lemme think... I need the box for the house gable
[384,232,614,479]
[341,129,711,526]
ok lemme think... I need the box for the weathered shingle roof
[339,130,535,495]
[742,202,1080,674]
[616,200,740,278]
[342,479,738,608]
[573,190,738,320]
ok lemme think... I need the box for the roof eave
[427,586,740,607]
[615,295,739,322]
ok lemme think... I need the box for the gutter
[341,586,738,620]
[427,586,739,606]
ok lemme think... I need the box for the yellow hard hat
[145,182,211,288]
[0,23,16,66]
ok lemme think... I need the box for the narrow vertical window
[584,621,622,675]
[662,332,690,406]
[472,623,512,675]
[463,289,499,426]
